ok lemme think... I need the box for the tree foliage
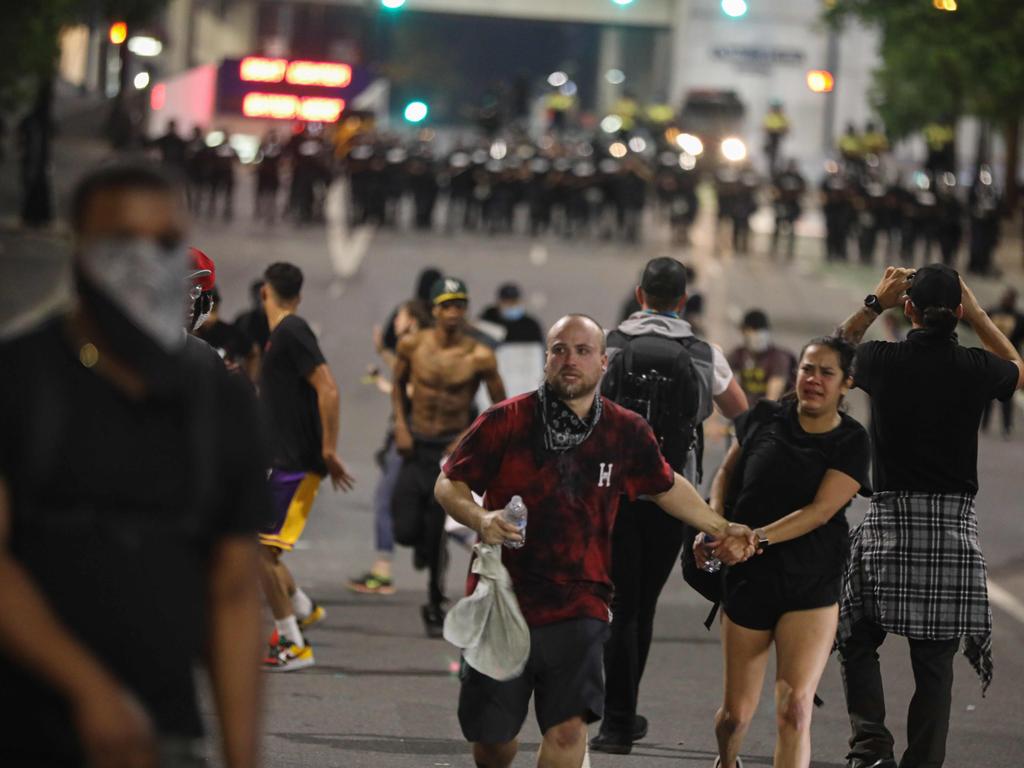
[827,0,1024,138]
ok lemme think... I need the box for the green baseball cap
[430,276,469,305]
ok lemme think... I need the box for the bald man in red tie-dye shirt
[436,314,756,768]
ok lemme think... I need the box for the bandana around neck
[537,383,602,452]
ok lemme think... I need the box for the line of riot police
[820,159,1003,275]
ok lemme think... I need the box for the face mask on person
[501,305,526,322]
[76,238,188,356]
[744,329,771,354]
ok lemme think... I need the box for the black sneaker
[590,715,648,755]
[846,758,897,768]
[421,603,445,638]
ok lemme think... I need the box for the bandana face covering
[78,238,188,353]
[537,383,602,453]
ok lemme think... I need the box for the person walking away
[836,264,1024,768]
[258,262,356,671]
[592,258,748,754]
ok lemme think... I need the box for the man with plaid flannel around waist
[836,264,1024,768]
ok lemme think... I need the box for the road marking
[988,578,1024,625]
[325,178,375,279]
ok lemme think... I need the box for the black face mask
[74,265,184,397]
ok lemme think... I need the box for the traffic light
[109,21,128,45]
[721,0,748,17]
[403,101,429,123]
[806,70,835,93]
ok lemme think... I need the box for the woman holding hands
[697,336,871,768]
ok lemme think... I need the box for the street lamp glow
[605,68,625,85]
[133,72,150,89]
[547,71,568,87]
[628,137,647,153]
[675,132,704,156]
[721,0,748,17]
[127,36,163,57]
[721,137,747,162]
[403,101,429,123]
[600,115,623,134]
[612,0,634,6]
[609,142,628,159]
[382,0,407,9]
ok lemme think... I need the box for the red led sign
[239,57,352,88]
[242,92,346,122]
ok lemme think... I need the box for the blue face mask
[501,306,526,321]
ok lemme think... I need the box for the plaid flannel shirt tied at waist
[837,491,993,693]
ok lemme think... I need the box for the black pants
[839,618,960,768]
[391,441,449,609]
[601,499,685,733]
[982,397,1014,435]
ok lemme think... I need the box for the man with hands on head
[435,313,755,768]
[836,264,1024,768]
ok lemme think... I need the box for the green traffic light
[404,101,429,123]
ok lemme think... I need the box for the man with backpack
[592,257,748,755]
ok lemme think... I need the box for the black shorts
[722,567,841,631]
[458,618,609,744]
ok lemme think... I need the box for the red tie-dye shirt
[442,391,676,627]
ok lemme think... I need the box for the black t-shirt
[855,330,1018,494]
[233,307,270,351]
[480,306,545,344]
[196,319,253,363]
[259,314,327,474]
[0,317,269,763]
[729,400,870,576]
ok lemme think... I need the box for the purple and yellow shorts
[258,469,322,552]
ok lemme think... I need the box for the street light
[127,36,163,57]
[806,69,835,93]
[381,0,407,9]
[133,71,150,89]
[721,0,748,18]
[932,0,957,10]
[403,100,429,123]
[612,0,635,6]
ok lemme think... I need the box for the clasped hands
[693,523,758,567]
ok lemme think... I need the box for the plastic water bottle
[502,495,528,549]
[701,534,722,574]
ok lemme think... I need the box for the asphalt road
[2,181,1023,768]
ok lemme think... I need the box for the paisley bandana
[537,383,603,453]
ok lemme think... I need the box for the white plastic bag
[443,543,530,681]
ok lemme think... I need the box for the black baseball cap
[640,257,688,300]
[741,309,770,330]
[497,282,521,301]
[908,263,961,311]
[430,276,469,305]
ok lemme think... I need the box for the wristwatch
[754,528,770,550]
[864,294,883,314]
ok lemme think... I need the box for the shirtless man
[392,277,506,636]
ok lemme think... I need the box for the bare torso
[403,330,494,438]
